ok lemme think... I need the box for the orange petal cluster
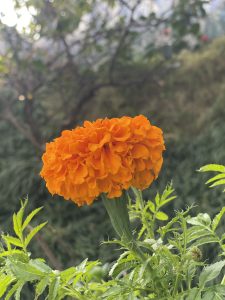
[40,115,165,206]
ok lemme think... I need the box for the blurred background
[0,0,225,272]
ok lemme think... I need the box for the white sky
[0,0,223,32]
[0,0,33,31]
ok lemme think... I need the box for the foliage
[0,199,109,299]
[0,0,221,285]
[199,164,225,192]
[1,169,225,299]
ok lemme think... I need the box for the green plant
[199,164,225,192]
[0,200,108,299]
[1,165,225,299]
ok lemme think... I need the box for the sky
[0,0,224,32]
[0,0,33,31]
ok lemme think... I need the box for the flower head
[40,115,165,206]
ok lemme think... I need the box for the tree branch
[2,106,43,152]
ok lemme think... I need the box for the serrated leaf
[158,196,176,208]
[72,273,83,286]
[191,236,218,247]
[0,250,23,258]
[203,284,225,300]
[15,282,24,300]
[60,267,77,282]
[186,287,201,300]
[138,225,146,239]
[77,258,88,272]
[138,257,151,279]
[155,193,160,206]
[147,201,155,213]
[35,276,49,298]
[109,253,136,278]
[159,183,176,208]
[16,199,28,229]
[5,281,23,300]
[22,207,43,231]
[85,260,100,272]
[202,290,221,300]
[3,236,23,248]
[210,179,225,188]
[0,275,14,297]
[199,164,225,173]
[24,222,47,248]
[206,173,225,184]
[155,211,168,221]
[102,286,125,298]
[212,207,225,231]
[10,261,45,281]
[29,259,52,273]
[187,228,212,244]
[13,213,21,239]
[48,277,60,300]
[199,261,225,288]
[187,213,211,227]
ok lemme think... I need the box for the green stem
[101,192,133,243]
[101,191,164,292]
[101,192,147,260]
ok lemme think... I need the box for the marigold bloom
[40,115,165,206]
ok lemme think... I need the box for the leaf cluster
[2,171,225,299]
[0,200,109,299]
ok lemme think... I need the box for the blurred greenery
[0,0,224,276]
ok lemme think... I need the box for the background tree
[0,0,220,271]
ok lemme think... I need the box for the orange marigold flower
[40,115,165,206]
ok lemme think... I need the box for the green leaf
[15,282,24,300]
[10,261,45,281]
[159,196,176,208]
[22,207,43,231]
[212,207,225,231]
[48,277,60,300]
[13,213,21,239]
[199,164,225,173]
[206,174,225,184]
[199,261,225,288]
[3,236,23,248]
[60,267,77,282]
[102,286,125,298]
[24,222,47,248]
[159,183,176,208]
[0,250,23,258]
[202,285,225,299]
[109,259,137,278]
[191,236,218,247]
[29,259,52,273]
[138,257,151,279]
[186,287,201,300]
[35,276,49,298]
[5,281,23,300]
[155,193,160,206]
[16,199,28,229]
[0,275,14,297]
[210,179,225,188]
[109,251,135,277]
[202,290,220,300]
[138,225,146,239]
[148,201,155,213]
[187,227,213,244]
[187,213,211,227]
[155,211,168,221]
[77,258,88,272]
